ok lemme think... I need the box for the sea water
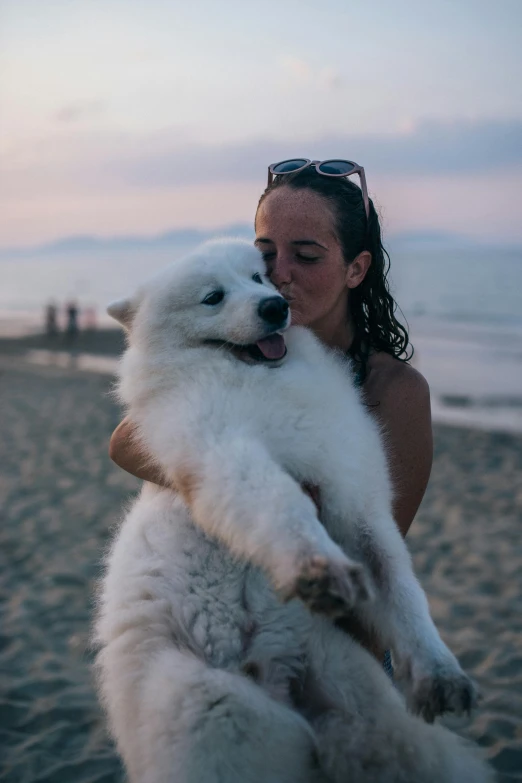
[1,239,521,432]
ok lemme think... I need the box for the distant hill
[0,224,253,260]
[388,230,477,246]
[1,225,518,261]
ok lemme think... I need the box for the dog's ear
[107,298,136,329]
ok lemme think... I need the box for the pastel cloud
[111,118,522,186]
[2,118,521,246]
[54,101,106,125]
[281,57,343,90]
[9,116,514,188]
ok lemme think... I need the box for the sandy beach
[1,344,521,781]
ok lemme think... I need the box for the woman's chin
[288,305,309,328]
[290,315,315,329]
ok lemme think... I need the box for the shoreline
[0,328,125,357]
[1,330,521,435]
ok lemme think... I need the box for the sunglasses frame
[267,158,370,222]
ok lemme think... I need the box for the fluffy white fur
[95,238,492,783]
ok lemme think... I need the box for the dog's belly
[178,527,311,673]
[116,488,311,674]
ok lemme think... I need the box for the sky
[1,0,522,247]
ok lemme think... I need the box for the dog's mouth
[250,333,287,361]
[206,332,287,365]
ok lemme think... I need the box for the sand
[0,353,521,781]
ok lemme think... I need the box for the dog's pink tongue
[256,333,286,360]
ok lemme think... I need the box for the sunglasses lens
[318,160,356,176]
[271,159,309,174]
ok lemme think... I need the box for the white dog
[95,238,492,783]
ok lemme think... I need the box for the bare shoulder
[364,352,430,410]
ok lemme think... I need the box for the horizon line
[1,224,517,256]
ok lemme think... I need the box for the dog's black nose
[258,296,289,325]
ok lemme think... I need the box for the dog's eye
[202,290,225,306]
[252,272,263,284]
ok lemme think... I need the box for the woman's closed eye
[261,252,319,264]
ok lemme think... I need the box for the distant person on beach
[109,159,433,660]
[45,302,58,336]
[65,300,79,340]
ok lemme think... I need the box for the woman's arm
[369,362,433,538]
[109,417,168,486]
[339,359,433,659]
[111,420,326,504]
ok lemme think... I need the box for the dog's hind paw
[283,553,373,617]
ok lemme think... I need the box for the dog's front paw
[282,552,373,617]
[405,658,479,722]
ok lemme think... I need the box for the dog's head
[108,238,290,364]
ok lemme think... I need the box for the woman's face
[255,187,352,332]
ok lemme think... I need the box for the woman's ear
[345,250,371,289]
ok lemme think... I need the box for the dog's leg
[300,621,493,783]
[169,434,373,617]
[134,395,373,615]
[98,641,326,783]
[311,689,492,783]
[343,516,478,721]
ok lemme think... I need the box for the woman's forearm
[109,418,168,486]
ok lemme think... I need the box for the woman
[109,159,433,657]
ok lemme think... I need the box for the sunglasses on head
[267,158,369,222]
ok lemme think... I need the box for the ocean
[1,235,521,432]
[390,243,522,433]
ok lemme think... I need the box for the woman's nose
[269,255,292,287]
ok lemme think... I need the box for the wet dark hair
[256,167,413,377]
